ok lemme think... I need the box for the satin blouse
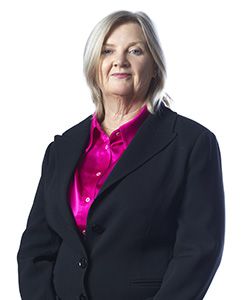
[68,104,150,234]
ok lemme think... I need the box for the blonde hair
[83,10,172,121]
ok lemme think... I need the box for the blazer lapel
[93,104,178,208]
[54,116,92,247]
[54,103,178,247]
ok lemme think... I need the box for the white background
[1,0,249,299]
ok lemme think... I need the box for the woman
[17,10,225,300]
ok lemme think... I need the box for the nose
[113,52,129,68]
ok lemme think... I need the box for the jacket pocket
[129,278,162,287]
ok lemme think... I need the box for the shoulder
[157,103,215,138]
[158,105,220,154]
[60,114,93,138]
[172,111,221,160]
[47,114,93,146]
[175,110,213,135]
[172,110,218,144]
[42,114,93,167]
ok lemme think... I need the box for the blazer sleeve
[17,141,62,300]
[145,130,225,300]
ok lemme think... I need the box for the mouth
[111,73,131,79]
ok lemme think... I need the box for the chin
[108,88,134,97]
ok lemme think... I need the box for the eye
[129,48,143,55]
[101,49,112,55]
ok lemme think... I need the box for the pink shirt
[68,104,150,234]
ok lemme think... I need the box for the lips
[111,73,131,78]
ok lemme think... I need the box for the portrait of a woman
[17,10,225,300]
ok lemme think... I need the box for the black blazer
[17,103,225,300]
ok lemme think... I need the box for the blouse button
[85,197,90,203]
[105,144,109,150]
[96,171,101,176]
[116,131,120,136]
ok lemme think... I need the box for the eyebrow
[103,41,146,47]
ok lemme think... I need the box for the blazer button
[78,257,88,268]
[79,294,87,300]
[91,224,105,234]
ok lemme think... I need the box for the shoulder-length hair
[83,10,172,122]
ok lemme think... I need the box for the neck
[101,100,145,133]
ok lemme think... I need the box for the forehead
[104,22,146,44]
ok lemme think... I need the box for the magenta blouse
[68,104,150,234]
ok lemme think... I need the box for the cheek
[140,61,154,81]
[136,59,152,75]
[133,64,154,90]
[101,59,112,75]
[136,65,152,83]
[98,61,109,85]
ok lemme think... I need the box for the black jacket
[17,103,225,300]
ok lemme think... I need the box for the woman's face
[98,22,156,102]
